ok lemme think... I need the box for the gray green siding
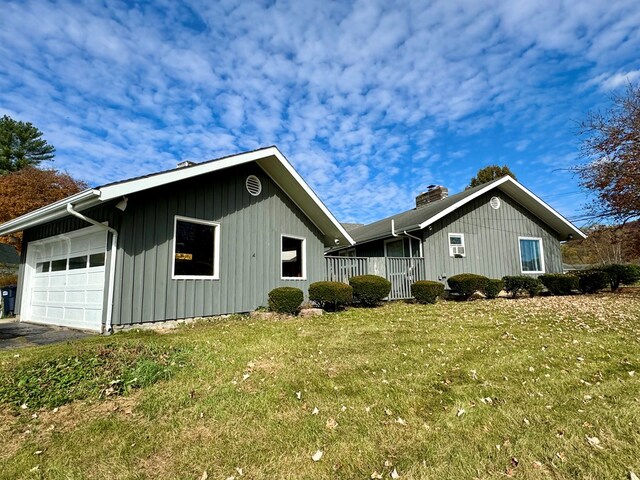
[18,163,324,325]
[422,191,563,280]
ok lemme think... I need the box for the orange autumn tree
[0,167,87,250]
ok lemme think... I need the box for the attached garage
[0,147,354,333]
[22,225,107,332]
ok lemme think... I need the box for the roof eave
[417,177,586,241]
[0,189,101,236]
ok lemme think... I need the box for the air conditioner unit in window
[451,245,465,257]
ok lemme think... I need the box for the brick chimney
[416,185,448,208]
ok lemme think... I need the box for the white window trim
[448,233,466,258]
[281,234,307,280]
[384,237,405,258]
[518,236,545,274]
[172,215,220,280]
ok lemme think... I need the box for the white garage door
[25,226,107,331]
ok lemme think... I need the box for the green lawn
[1,293,639,479]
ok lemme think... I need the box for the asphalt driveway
[0,319,93,350]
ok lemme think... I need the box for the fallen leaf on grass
[390,467,400,478]
[326,418,338,430]
[296,391,302,400]
[371,472,383,479]
[395,417,407,426]
[312,450,323,462]
[200,471,208,480]
[457,408,465,417]
[586,436,603,449]
[312,407,319,415]
[629,472,639,480]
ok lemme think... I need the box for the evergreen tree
[0,115,55,173]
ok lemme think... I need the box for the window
[36,261,50,273]
[173,216,220,279]
[89,253,105,268]
[281,235,306,279]
[519,237,544,273]
[68,255,88,270]
[51,259,67,271]
[385,238,404,257]
[448,233,465,257]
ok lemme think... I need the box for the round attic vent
[490,196,501,210]
[246,175,262,196]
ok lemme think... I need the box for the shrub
[539,274,578,295]
[600,264,640,290]
[349,275,391,307]
[268,287,303,314]
[411,280,445,304]
[573,269,608,294]
[0,274,17,288]
[502,275,543,298]
[483,279,504,299]
[308,281,353,311]
[447,274,489,299]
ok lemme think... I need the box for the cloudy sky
[1,0,639,226]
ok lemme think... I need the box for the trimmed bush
[268,287,303,314]
[411,280,445,304]
[600,264,640,290]
[447,274,489,299]
[483,279,504,299]
[502,275,543,298]
[573,269,608,294]
[539,274,578,295]
[309,281,353,311]
[349,275,391,307]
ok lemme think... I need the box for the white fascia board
[98,146,355,247]
[418,176,586,239]
[266,149,355,247]
[504,180,587,239]
[98,148,277,200]
[418,177,512,230]
[0,189,101,236]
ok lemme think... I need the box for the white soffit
[0,147,355,247]
[418,176,586,240]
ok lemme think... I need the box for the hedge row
[445,263,640,299]
[268,275,445,313]
[267,263,640,313]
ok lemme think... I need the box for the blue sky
[1,0,639,227]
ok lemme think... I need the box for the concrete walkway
[0,319,93,350]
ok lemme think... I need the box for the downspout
[66,204,117,334]
[403,230,423,257]
[391,219,423,257]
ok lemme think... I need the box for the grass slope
[1,293,639,479]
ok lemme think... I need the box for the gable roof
[345,176,586,245]
[0,146,355,248]
[0,243,20,265]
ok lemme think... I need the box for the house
[330,176,586,282]
[0,147,354,333]
[0,243,20,276]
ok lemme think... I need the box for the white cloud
[0,0,639,223]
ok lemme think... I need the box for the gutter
[0,189,101,236]
[391,219,423,257]
[66,204,117,334]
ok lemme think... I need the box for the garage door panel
[26,226,107,332]
[66,291,86,303]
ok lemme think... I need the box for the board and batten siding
[111,162,324,325]
[18,162,325,326]
[422,190,563,280]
